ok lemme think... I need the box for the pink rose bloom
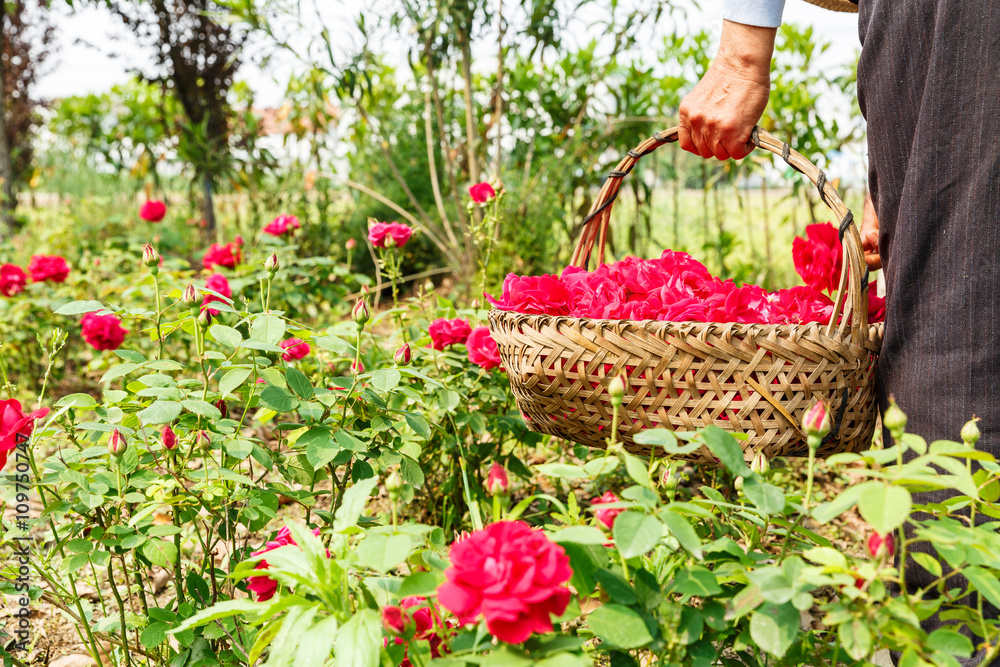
[368,222,414,248]
[280,338,310,361]
[28,255,70,283]
[592,491,623,530]
[469,182,496,204]
[81,313,128,351]
[437,520,572,644]
[263,214,301,237]
[202,273,232,316]
[868,292,886,323]
[721,285,772,324]
[466,326,502,371]
[486,273,570,316]
[429,318,472,351]
[139,200,167,222]
[202,242,242,271]
[0,264,26,296]
[792,222,843,295]
[770,286,835,325]
[0,399,48,469]
[246,525,321,601]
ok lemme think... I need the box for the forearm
[714,20,778,87]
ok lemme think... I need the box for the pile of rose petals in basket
[487,222,885,325]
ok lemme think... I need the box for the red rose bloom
[770,286,835,325]
[486,274,570,316]
[368,222,414,248]
[263,214,301,237]
[139,200,167,222]
[592,491,623,530]
[385,597,452,666]
[28,255,70,283]
[437,520,572,644]
[202,242,242,271]
[0,264,26,296]
[246,525,321,601]
[280,338,310,361]
[0,399,48,469]
[469,182,496,204]
[429,318,472,351]
[81,313,128,351]
[792,222,843,295]
[466,326,502,371]
[202,273,232,316]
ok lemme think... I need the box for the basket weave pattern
[489,126,884,460]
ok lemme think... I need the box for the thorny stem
[107,557,133,667]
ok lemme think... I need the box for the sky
[35,1,865,107]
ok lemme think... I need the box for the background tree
[0,0,54,239]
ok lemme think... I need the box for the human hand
[678,20,776,161]
[861,193,881,270]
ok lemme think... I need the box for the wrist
[715,20,776,85]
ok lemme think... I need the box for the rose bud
[352,298,370,327]
[750,452,770,476]
[471,298,480,309]
[802,400,832,439]
[867,532,895,559]
[734,476,744,493]
[198,308,213,328]
[381,605,412,636]
[961,416,981,448]
[264,252,279,278]
[361,285,370,296]
[383,235,396,248]
[345,238,357,251]
[161,425,177,451]
[216,399,228,420]
[883,399,908,439]
[351,359,365,376]
[608,375,625,407]
[183,283,199,309]
[486,462,510,496]
[393,344,412,366]
[385,469,404,500]
[142,243,160,270]
[108,429,126,457]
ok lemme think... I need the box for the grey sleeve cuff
[721,0,786,28]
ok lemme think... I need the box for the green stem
[153,273,164,359]
[107,557,132,667]
[0,344,12,399]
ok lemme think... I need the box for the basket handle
[570,126,870,344]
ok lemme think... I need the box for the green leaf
[286,367,314,400]
[623,453,651,488]
[56,393,98,408]
[101,363,143,383]
[661,510,704,558]
[911,552,943,578]
[334,609,381,667]
[209,324,242,349]
[926,629,973,658]
[857,484,911,534]
[812,483,866,524]
[334,430,367,452]
[294,615,340,666]
[700,426,750,476]
[587,604,653,649]
[612,512,661,559]
[171,599,272,633]
[138,400,182,425]
[219,368,253,400]
[140,622,168,649]
[355,533,413,573]
[671,566,722,598]
[535,463,588,479]
[964,566,1000,609]
[115,349,146,363]
[550,526,609,546]
[142,538,178,568]
[398,571,444,598]
[750,602,799,658]
[250,314,286,345]
[400,456,424,489]
[838,617,873,661]
[301,428,338,470]
[593,569,637,605]
[405,413,431,438]
[742,477,786,515]
[260,385,298,413]
[371,368,401,392]
[181,400,222,420]
[55,300,106,315]
[334,477,379,532]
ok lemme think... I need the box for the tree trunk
[202,172,217,236]
[0,1,17,239]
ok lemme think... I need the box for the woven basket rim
[489,307,884,336]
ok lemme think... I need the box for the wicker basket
[489,126,883,461]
